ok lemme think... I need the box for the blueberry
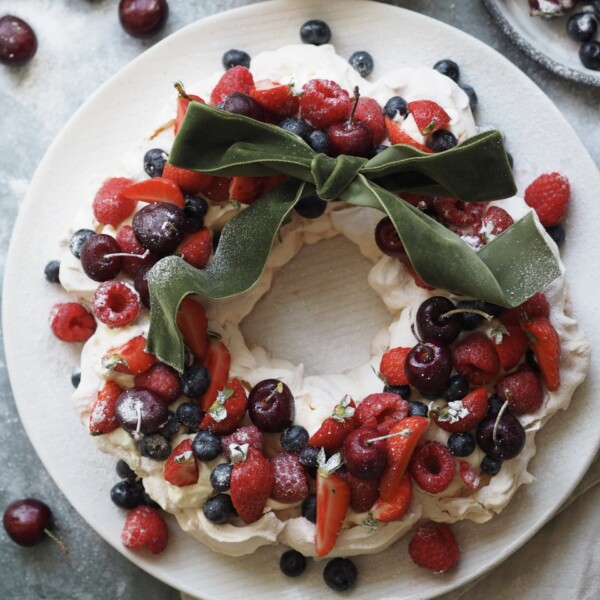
[300,20,331,45]
[181,364,211,397]
[138,434,172,461]
[143,148,168,178]
[116,459,138,481]
[44,260,60,284]
[203,493,236,523]
[447,432,476,457]
[374,144,389,155]
[384,384,411,400]
[110,480,145,509]
[294,194,327,219]
[299,445,320,471]
[192,430,221,461]
[308,129,329,154]
[280,549,307,577]
[546,224,565,247]
[459,83,478,112]
[580,41,600,70]
[176,402,204,428]
[444,374,469,401]
[426,129,457,152]
[566,12,597,43]
[281,425,309,453]
[301,494,317,523]
[525,348,540,373]
[433,59,460,82]
[222,48,251,69]
[349,50,373,77]
[279,117,313,142]
[183,195,209,232]
[481,454,502,476]
[487,393,505,416]
[71,370,81,389]
[408,400,429,417]
[69,229,95,259]
[158,411,181,440]
[383,96,408,119]
[456,300,502,330]
[210,463,233,492]
[323,557,358,591]
[594,0,600,19]
[142,490,161,509]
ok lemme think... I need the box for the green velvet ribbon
[147,102,560,371]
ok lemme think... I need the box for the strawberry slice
[521,317,561,391]
[229,176,268,205]
[102,335,156,375]
[384,117,432,153]
[432,387,488,434]
[202,176,232,203]
[249,80,300,118]
[200,340,231,410]
[200,378,248,434]
[176,297,209,362]
[459,461,481,490]
[492,324,528,371]
[408,100,451,135]
[308,396,357,452]
[162,163,213,195]
[177,228,212,269]
[89,381,123,435]
[371,474,412,522]
[316,452,350,557]
[122,178,185,208]
[210,66,254,105]
[164,439,199,487]
[175,92,204,136]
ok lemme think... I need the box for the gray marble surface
[0,1,598,599]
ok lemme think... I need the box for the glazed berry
[383,384,411,400]
[143,148,168,178]
[404,340,453,396]
[248,379,295,432]
[3,499,51,547]
[132,202,187,256]
[546,223,565,246]
[301,494,317,522]
[476,413,525,460]
[118,0,169,38]
[44,260,60,284]
[323,557,358,591]
[222,92,265,121]
[447,432,476,457]
[281,425,309,453]
[300,79,352,130]
[444,374,469,402]
[71,370,81,388]
[375,216,406,258]
[80,234,123,282]
[69,229,95,259]
[203,493,236,524]
[115,388,169,435]
[299,19,331,45]
[299,444,319,473]
[383,95,408,119]
[0,16,37,66]
[343,427,387,480]
[408,521,460,573]
[280,549,307,577]
[110,480,145,509]
[158,411,180,440]
[459,83,478,112]
[116,459,137,481]
[210,463,233,492]
[183,195,209,232]
[92,280,141,327]
[408,400,429,417]
[294,194,327,219]
[50,302,96,343]
[176,402,204,428]
[580,41,600,69]
[308,129,329,153]
[433,59,460,82]
[181,364,211,398]
[349,50,374,77]
[567,12,597,42]
[417,296,461,343]
[279,117,314,142]
[410,441,456,493]
[191,430,221,461]
[222,48,251,70]
[481,455,502,476]
[455,299,501,330]
[426,129,457,152]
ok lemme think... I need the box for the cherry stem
[442,308,494,322]
[348,86,360,126]
[263,381,283,405]
[492,400,509,444]
[44,529,69,554]
[104,250,150,260]
[365,428,413,445]
[174,81,195,102]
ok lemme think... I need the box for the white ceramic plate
[484,0,600,87]
[4,1,599,598]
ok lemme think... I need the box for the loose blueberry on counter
[408,400,429,418]
[281,425,309,453]
[308,129,329,154]
[384,384,411,400]
[447,432,476,457]
[280,549,307,577]
[71,370,81,389]
[0,15,37,66]
[138,434,172,461]
[110,480,145,509]
[426,129,457,152]
[192,430,222,461]
[323,557,358,591]
[210,463,233,492]
[184,195,209,232]
[383,95,408,119]
[116,459,138,482]
[203,493,236,524]
[294,194,327,219]
[143,148,168,178]
[580,41,600,69]
[222,48,251,70]
[177,401,205,428]
[181,364,211,398]
[222,92,265,121]
[349,50,373,77]
[301,494,317,523]
[118,0,169,39]
[279,117,313,142]
[300,19,331,45]
[566,12,598,42]
[444,374,469,402]
[44,260,61,284]
[158,411,181,440]
[69,229,95,259]
[546,223,565,247]
[481,455,502,476]
[433,59,460,82]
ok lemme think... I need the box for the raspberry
[115,225,158,277]
[452,332,500,385]
[271,453,309,503]
[409,441,456,494]
[492,324,528,370]
[379,347,411,386]
[345,472,379,513]
[408,521,460,573]
[497,367,544,414]
[221,425,264,458]
[49,302,96,342]
[299,79,352,130]
[499,292,550,326]
[121,506,168,555]
[433,197,487,227]
[92,177,136,226]
[355,392,409,435]
[134,362,181,404]
[524,172,570,227]
[92,281,141,327]
[478,206,514,240]
[354,97,385,144]
[210,66,254,105]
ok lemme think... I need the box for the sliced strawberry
[521,317,561,391]
[249,80,300,118]
[89,380,123,435]
[162,163,213,195]
[408,100,451,135]
[175,93,204,136]
[499,292,550,326]
[459,461,481,490]
[202,176,232,203]
[432,387,488,433]
[385,117,432,153]
[371,473,412,522]
[200,378,248,434]
[177,228,212,269]
[122,178,185,208]
[200,340,231,410]
[354,96,386,145]
[210,66,254,105]
[102,335,156,375]
[176,297,209,362]
[229,176,268,205]
[163,439,199,487]
[492,324,528,371]
[308,396,357,452]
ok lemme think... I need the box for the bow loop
[311,153,367,201]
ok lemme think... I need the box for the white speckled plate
[484,0,600,87]
[3,1,599,599]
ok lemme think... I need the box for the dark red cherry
[416,296,461,343]
[327,120,374,158]
[374,216,406,259]
[115,387,169,435]
[404,340,453,397]
[343,427,387,480]
[3,499,51,546]
[476,413,525,461]
[248,379,295,432]
[80,234,123,282]
[222,92,265,121]
[0,16,37,66]
[118,0,169,39]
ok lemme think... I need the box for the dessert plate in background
[3,1,599,598]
